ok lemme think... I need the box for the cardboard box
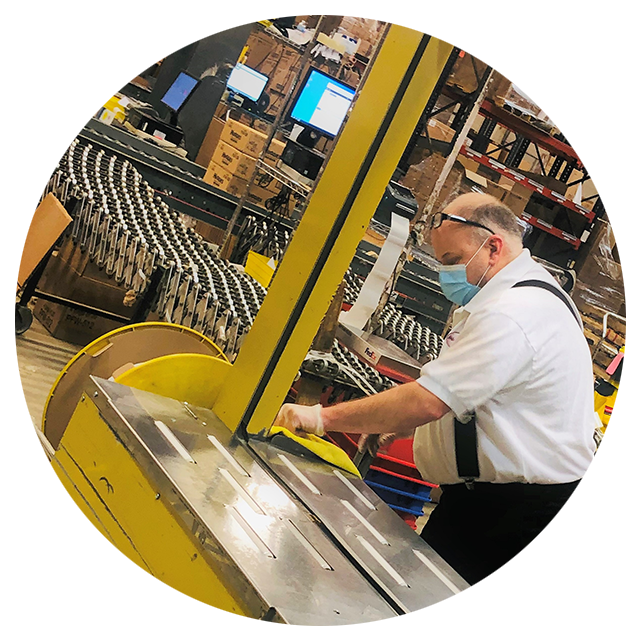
[457,155,480,173]
[138,36,166,57]
[244,30,274,70]
[463,169,488,188]
[221,119,268,157]
[447,30,498,93]
[33,298,123,346]
[203,162,249,197]
[245,32,303,108]
[138,47,164,66]
[15,193,72,293]
[502,191,530,216]
[484,179,509,201]
[427,119,455,143]
[264,138,286,167]
[38,239,134,316]
[211,140,257,179]
[195,117,225,168]
[194,219,225,246]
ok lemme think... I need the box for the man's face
[431,221,492,287]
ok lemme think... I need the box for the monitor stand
[296,126,321,149]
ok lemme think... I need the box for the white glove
[274,403,325,437]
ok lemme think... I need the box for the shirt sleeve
[417,309,535,419]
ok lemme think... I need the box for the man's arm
[274,382,450,436]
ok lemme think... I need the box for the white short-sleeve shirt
[413,249,596,486]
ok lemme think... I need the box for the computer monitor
[160,71,200,112]
[226,63,269,102]
[289,68,356,138]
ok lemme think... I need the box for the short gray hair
[465,200,524,245]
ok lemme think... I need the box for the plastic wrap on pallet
[447,31,498,93]
[399,153,465,214]
[489,45,573,127]
[573,223,625,315]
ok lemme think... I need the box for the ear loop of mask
[467,236,491,287]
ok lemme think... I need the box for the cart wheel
[15,304,33,335]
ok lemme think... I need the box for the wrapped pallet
[488,45,573,128]
[399,153,465,220]
[573,222,626,313]
[447,31,499,93]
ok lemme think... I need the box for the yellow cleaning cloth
[268,426,361,478]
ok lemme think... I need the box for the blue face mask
[438,239,491,306]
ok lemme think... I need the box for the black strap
[454,416,480,485]
[454,278,580,487]
[511,279,581,325]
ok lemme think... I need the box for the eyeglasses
[430,212,495,235]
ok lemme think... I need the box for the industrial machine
[36,26,469,623]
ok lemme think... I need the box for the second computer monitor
[290,68,356,139]
[160,71,200,112]
[227,63,269,102]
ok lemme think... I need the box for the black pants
[420,481,580,585]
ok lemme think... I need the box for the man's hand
[274,403,324,437]
[357,430,415,458]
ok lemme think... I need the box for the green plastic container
[598,461,627,520]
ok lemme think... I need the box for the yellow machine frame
[214,27,453,435]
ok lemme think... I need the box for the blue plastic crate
[365,469,432,500]
[364,481,428,517]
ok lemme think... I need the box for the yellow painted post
[214,26,453,435]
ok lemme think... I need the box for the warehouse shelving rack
[399,16,626,264]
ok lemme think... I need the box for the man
[275,192,596,585]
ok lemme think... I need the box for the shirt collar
[462,248,534,314]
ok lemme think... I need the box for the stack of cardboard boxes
[243,30,302,117]
[456,154,532,216]
[336,16,385,59]
[201,118,293,215]
[399,150,534,226]
[33,237,127,344]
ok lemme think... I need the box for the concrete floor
[15,319,626,626]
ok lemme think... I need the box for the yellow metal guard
[213,25,453,435]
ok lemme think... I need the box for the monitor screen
[226,63,269,102]
[290,69,356,138]
[160,72,199,112]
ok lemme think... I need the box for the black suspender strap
[454,416,480,488]
[511,279,581,325]
[454,278,580,488]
